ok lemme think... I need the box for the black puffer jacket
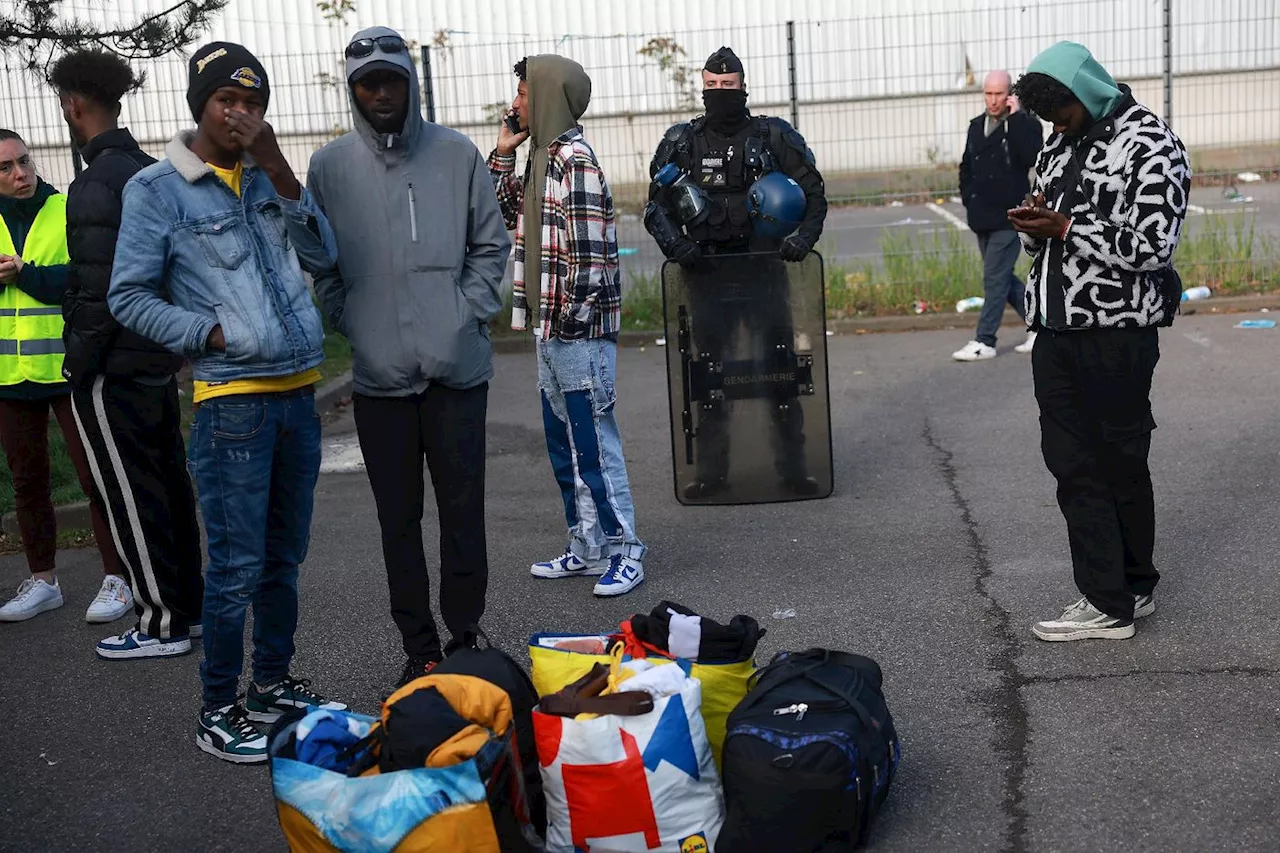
[62,128,183,385]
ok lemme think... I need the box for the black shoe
[443,631,479,658]
[683,477,727,500]
[381,655,442,703]
[783,476,821,496]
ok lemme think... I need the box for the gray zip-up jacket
[308,26,511,395]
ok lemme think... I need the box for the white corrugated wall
[4,0,1278,187]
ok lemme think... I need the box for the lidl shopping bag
[533,670,724,853]
[529,633,753,768]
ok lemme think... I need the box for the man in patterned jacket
[489,55,646,598]
[1008,41,1190,643]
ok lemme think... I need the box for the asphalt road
[3,314,1279,851]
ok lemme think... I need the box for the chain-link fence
[2,0,1277,313]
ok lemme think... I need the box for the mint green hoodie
[1026,41,1123,120]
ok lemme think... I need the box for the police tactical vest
[0,194,70,386]
[687,119,774,247]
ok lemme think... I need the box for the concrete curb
[489,293,1280,350]
[314,369,354,413]
[9,294,1270,538]
[1,370,361,539]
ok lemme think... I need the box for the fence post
[1162,0,1173,124]
[70,135,83,177]
[786,20,799,129]
[421,44,437,123]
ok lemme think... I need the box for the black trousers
[71,376,204,639]
[685,254,807,483]
[353,383,489,660]
[1033,327,1161,621]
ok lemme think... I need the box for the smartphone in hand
[504,113,521,134]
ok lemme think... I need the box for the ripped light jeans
[536,337,645,563]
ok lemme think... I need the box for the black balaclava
[702,46,749,135]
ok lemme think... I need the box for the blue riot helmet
[654,163,709,227]
[748,171,806,240]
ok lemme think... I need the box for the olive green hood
[523,55,591,287]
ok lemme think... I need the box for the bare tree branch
[0,0,229,73]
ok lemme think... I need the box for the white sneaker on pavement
[0,577,65,622]
[1014,331,1038,353]
[952,340,997,362]
[531,550,609,579]
[593,555,645,597]
[85,574,132,624]
[1032,597,1135,642]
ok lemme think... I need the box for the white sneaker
[1014,332,1038,353]
[593,555,645,597]
[952,341,997,362]
[1032,597,1135,642]
[96,628,192,660]
[0,577,65,622]
[531,550,609,579]
[86,575,133,624]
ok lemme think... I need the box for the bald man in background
[954,70,1043,361]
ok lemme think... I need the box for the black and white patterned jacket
[1022,86,1191,331]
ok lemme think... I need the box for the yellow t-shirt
[209,161,242,197]
[193,161,321,405]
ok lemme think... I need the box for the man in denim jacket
[109,43,346,764]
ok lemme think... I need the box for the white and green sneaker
[196,703,268,764]
[1033,597,1135,642]
[245,675,347,724]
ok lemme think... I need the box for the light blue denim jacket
[109,131,337,382]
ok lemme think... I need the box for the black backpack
[717,648,901,852]
[433,630,547,846]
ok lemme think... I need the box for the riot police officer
[645,46,828,501]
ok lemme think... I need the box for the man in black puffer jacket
[54,50,204,660]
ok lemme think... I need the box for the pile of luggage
[267,602,902,852]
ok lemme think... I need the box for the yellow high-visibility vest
[0,193,69,386]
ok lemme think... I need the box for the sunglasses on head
[345,35,407,59]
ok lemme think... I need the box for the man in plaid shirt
[488,55,646,597]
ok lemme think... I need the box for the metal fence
[2,0,1277,307]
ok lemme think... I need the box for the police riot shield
[661,251,833,506]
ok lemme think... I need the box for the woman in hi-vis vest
[0,130,127,624]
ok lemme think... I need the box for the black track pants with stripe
[71,376,204,639]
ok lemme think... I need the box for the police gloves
[671,238,703,268]
[779,234,813,262]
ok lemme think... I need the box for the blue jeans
[189,389,321,711]
[975,229,1027,346]
[537,337,645,562]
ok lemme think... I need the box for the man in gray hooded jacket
[308,27,511,690]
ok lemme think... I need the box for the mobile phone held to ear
[505,112,521,134]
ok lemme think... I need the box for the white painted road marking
[320,434,365,474]
[927,202,969,231]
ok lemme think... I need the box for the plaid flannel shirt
[488,128,621,341]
